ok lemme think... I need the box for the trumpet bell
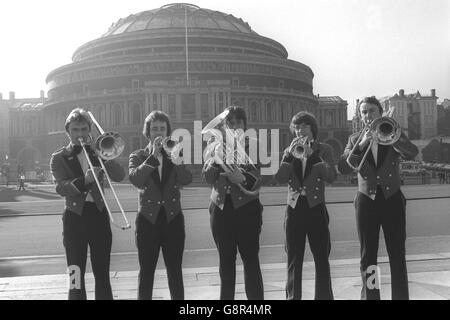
[95,132,125,160]
[292,145,305,159]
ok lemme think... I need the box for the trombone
[78,111,131,230]
[346,107,401,172]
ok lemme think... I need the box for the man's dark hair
[64,108,92,133]
[290,111,318,140]
[224,106,247,131]
[142,110,172,139]
[359,96,383,115]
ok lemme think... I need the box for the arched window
[266,102,273,122]
[113,104,122,126]
[250,101,259,122]
[131,103,142,125]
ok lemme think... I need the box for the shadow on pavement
[0,186,60,202]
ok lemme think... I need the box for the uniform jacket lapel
[376,145,389,169]
[61,144,83,177]
[161,151,174,189]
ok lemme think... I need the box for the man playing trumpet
[338,96,418,300]
[129,110,192,300]
[50,108,125,300]
[275,111,336,300]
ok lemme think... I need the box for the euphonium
[202,109,260,196]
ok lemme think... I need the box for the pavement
[1,252,450,300]
[1,183,449,300]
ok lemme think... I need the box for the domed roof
[102,3,256,37]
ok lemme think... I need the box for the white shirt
[76,151,94,202]
[302,157,307,178]
[157,155,163,181]
[371,141,378,166]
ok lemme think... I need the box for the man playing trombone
[275,111,336,300]
[50,108,125,300]
[338,97,418,300]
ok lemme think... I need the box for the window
[131,103,142,125]
[266,102,273,122]
[132,137,141,151]
[152,93,158,109]
[181,94,196,119]
[113,104,122,126]
[278,80,284,88]
[232,77,239,87]
[132,79,140,92]
[250,101,259,121]
[218,92,224,110]
[168,94,176,118]
[201,94,209,119]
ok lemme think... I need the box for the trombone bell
[95,132,125,161]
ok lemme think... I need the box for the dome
[102,3,256,37]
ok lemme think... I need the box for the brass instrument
[161,137,183,160]
[346,107,401,172]
[290,136,313,159]
[78,111,131,230]
[202,109,259,196]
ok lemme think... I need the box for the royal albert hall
[9,3,348,181]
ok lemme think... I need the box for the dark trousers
[285,196,333,300]
[210,195,264,300]
[355,188,409,300]
[135,209,185,300]
[62,203,113,300]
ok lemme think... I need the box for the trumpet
[290,136,313,159]
[346,107,401,172]
[161,137,183,160]
[78,111,131,230]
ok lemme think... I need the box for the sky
[0,0,449,119]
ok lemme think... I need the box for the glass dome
[102,3,256,37]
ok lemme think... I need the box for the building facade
[380,89,438,139]
[0,91,47,181]
[437,101,450,137]
[7,3,348,180]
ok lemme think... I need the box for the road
[0,185,449,277]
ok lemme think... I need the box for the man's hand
[358,130,378,149]
[151,136,164,158]
[171,155,184,165]
[220,167,245,185]
[84,166,103,185]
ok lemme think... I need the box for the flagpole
[184,6,189,86]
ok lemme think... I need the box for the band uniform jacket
[202,138,262,211]
[275,142,337,209]
[50,144,125,215]
[128,148,192,224]
[338,131,418,200]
